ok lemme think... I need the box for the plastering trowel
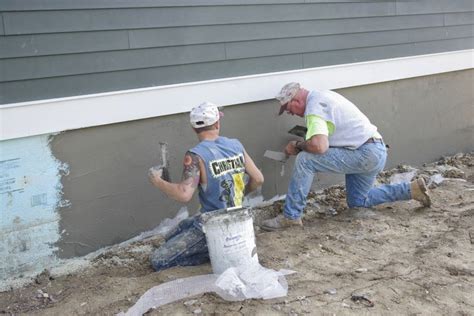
[150,142,170,181]
[264,150,288,163]
[264,125,307,163]
[288,125,307,138]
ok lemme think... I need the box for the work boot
[260,214,303,231]
[410,178,431,207]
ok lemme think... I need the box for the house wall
[50,69,472,259]
[0,1,473,282]
[1,69,472,282]
[1,0,473,104]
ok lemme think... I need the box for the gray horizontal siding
[0,54,304,104]
[0,44,227,82]
[0,0,393,11]
[1,14,451,58]
[1,1,473,104]
[225,25,473,59]
[129,14,447,49]
[303,37,474,67]
[1,38,472,105]
[2,24,472,82]
[3,3,396,35]
[0,31,129,59]
[396,0,474,15]
[445,12,474,25]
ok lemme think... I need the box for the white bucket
[202,207,259,274]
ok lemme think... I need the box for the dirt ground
[1,153,473,316]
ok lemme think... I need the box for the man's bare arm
[149,152,200,203]
[243,150,264,194]
[285,134,329,155]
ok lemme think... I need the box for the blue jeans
[284,142,412,219]
[150,216,209,272]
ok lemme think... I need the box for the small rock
[80,302,87,307]
[193,308,202,314]
[184,299,198,306]
[355,268,368,273]
[272,304,282,311]
[324,288,337,295]
[327,208,338,216]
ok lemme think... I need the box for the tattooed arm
[149,151,201,203]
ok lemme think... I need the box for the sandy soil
[1,153,473,316]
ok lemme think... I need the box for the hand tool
[263,150,288,163]
[151,142,170,181]
[288,125,307,138]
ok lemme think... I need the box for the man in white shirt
[261,82,431,231]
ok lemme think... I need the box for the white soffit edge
[1,49,473,141]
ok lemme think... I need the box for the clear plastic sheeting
[215,265,295,301]
[117,274,217,316]
[117,265,295,316]
[390,170,417,184]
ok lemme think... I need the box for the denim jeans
[150,216,209,272]
[284,142,412,219]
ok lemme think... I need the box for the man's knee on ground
[150,244,175,272]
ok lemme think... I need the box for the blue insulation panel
[0,135,68,280]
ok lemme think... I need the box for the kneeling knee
[150,247,173,272]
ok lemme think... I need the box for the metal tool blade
[158,142,170,181]
[264,150,288,163]
[288,125,307,138]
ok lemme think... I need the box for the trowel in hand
[264,150,288,163]
[152,142,170,181]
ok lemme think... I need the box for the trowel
[264,150,288,163]
[150,142,170,181]
[288,125,307,138]
[264,125,307,163]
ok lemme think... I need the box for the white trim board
[1,49,473,141]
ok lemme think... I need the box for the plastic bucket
[202,207,259,274]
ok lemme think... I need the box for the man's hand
[285,140,301,156]
[148,166,164,186]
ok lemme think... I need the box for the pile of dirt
[1,153,473,315]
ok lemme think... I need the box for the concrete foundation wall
[1,69,473,280]
[52,69,473,257]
